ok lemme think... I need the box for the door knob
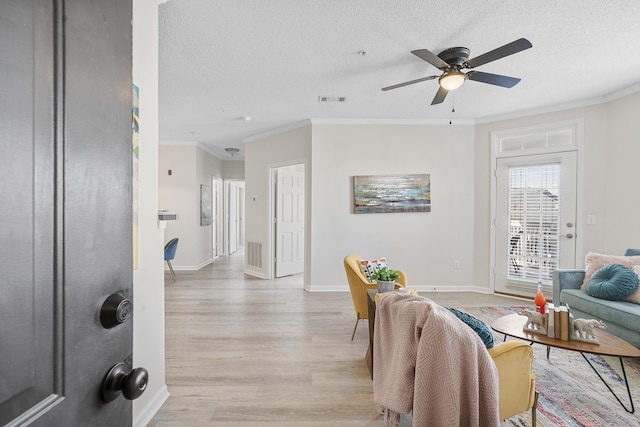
[100,293,132,328]
[561,233,574,239]
[102,362,148,402]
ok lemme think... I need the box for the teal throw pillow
[447,308,494,349]
[625,249,640,256]
[586,263,639,301]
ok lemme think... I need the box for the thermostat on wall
[158,210,178,221]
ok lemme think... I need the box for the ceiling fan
[382,38,532,105]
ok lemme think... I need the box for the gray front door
[1,0,137,425]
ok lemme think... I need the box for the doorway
[494,151,577,297]
[225,180,245,255]
[211,177,223,258]
[273,163,305,278]
[491,122,582,298]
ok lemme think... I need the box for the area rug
[459,306,640,427]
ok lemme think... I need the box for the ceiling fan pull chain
[449,93,455,125]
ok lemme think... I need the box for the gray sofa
[552,249,640,348]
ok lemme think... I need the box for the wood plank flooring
[148,252,525,426]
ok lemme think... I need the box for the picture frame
[353,174,431,214]
[200,184,212,225]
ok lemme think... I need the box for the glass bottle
[534,282,546,314]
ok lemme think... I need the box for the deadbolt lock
[100,293,132,329]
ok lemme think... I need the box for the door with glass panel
[494,152,577,297]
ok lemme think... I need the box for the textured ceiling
[158,0,640,159]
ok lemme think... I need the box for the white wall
[159,145,196,265]
[243,91,639,294]
[244,124,312,280]
[222,159,245,179]
[158,144,224,269]
[196,146,224,262]
[310,124,477,291]
[603,92,640,254]
[131,1,167,425]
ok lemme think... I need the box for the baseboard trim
[304,285,495,293]
[165,258,214,271]
[133,384,170,427]
[415,285,492,294]
[243,267,267,279]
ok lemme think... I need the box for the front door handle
[102,362,148,402]
[560,233,574,239]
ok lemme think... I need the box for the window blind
[507,164,560,283]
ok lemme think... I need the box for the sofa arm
[552,269,585,304]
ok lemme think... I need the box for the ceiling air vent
[318,96,346,103]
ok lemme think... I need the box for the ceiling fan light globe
[439,71,467,91]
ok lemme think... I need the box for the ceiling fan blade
[411,49,450,70]
[465,38,532,69]
[431,86,448,105]
[381,75,438,91]
[467,71,521,88]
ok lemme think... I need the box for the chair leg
[167,260,176,282]
[351,316,360,341]
[532,390,539,426]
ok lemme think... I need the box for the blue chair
[164,238,179,282]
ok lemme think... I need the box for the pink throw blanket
[373,293,499,427]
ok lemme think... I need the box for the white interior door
[494,151,577,297]
[227,181,239,255]
[215,178,224,256]
[238,185,245,246]
[275,165,305,278]
[211,177,222,258]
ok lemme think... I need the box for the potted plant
[370,266,400,293]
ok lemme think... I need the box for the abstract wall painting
[353,174,431,214]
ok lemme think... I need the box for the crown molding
[309,118,475,126]
[196,142,219,158]
[476,83,640,124]
[168,84,640,148]
[158,140,224,160]
[243,120,312,143]
[158,140,195,146]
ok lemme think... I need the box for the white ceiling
[158,0,640,159]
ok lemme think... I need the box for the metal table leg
[580,353,635,414]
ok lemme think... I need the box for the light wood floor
[149,252,525,426]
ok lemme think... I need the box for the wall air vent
[246,241,263,268]
[318,96,346,103]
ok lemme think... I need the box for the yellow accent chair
[343,254,407,340]
[488,340,538,424]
